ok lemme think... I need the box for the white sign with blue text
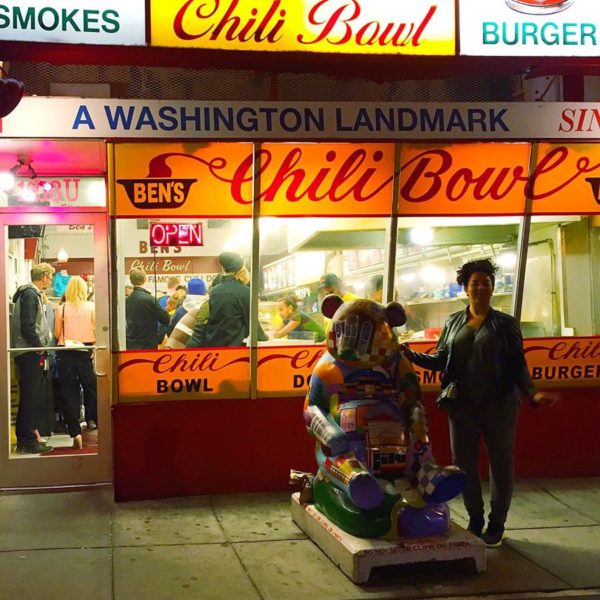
[2,97,600,139]
[0,0,145,45]
[460,0,600,56]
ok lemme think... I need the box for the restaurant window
[115,216,254,348]
[258,217,391,337]
[395,217,520,342]
[114,217,253,400]
[256,217,390,396]
[522,216,600,338]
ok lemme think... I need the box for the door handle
[92,345,108,377]
[8,345,109,377]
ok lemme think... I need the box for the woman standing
[54,276,97,449]
[402,259,556,547]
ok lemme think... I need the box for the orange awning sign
[114,142,600,217]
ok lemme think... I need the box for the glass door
[0,212,111,488]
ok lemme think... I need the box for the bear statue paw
[397,503,451,538]
[348,473,384,510]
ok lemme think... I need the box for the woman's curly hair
[456,258,498,287]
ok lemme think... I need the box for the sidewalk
[0,478,599,600]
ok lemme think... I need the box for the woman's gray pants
[447,398,520,527]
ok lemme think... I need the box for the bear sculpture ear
[321,294,344,319]
[384,302,407,327]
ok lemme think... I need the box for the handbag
[436,380,458,407]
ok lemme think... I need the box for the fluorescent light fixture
[18,188,36,203]
[259,217,279,235]
[409,227,434,246]
[87,180,106,204]
[497,251,517,269]
[56,248,69,263]
[0,172,15,191]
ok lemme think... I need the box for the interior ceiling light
[18,188,36,203]
[409,227,434,246]
[0,155,42,204]
[0,171,14,191]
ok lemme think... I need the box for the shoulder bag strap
[61,303,66,341]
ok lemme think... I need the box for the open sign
[149,223,204,247]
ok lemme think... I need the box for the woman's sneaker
[481,523,506,547]
[467,516,485,537]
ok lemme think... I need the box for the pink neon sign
[149,222,204,247]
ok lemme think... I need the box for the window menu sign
[459,0,600,56]
[0,0,146,45]
[151,0,456,56]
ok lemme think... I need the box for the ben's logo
[117,154,197,209]
[117,178,197,209]
[505,0,574,15]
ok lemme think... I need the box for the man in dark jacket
[11,262,55,454]
[204,252,268,347]
[126,268,170,350]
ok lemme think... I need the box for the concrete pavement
[0,478,599,600]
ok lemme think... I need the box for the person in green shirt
[273,296,325,342]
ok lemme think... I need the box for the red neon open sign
[149,223,204,247]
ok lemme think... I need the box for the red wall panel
[113,388,600,502]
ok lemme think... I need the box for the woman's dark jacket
[125,286,170,349]
[406,307,536,404]
[204,276,268,347]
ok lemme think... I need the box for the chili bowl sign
[151,0,456,56]
[0,0,146,45]
[460,0,600,56]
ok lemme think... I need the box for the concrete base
[291,492,486,584]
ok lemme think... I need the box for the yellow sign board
[150,0,456,55]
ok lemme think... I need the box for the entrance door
[0,212,111,488]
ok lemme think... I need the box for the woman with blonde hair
[54,276,97,449]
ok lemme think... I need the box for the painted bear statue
[303,296,467,539]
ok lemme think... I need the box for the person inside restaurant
[125,268,170,350]
[366,274,384,303]
[202,252,268,347]
[317,273,360,303]
[272,296,325,342]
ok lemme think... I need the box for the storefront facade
[1,0,600,498]
[0,97,599,498]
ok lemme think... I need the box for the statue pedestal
[291,492,486,584]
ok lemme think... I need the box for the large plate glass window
[395,217,521,342]
[522,216,600,338]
